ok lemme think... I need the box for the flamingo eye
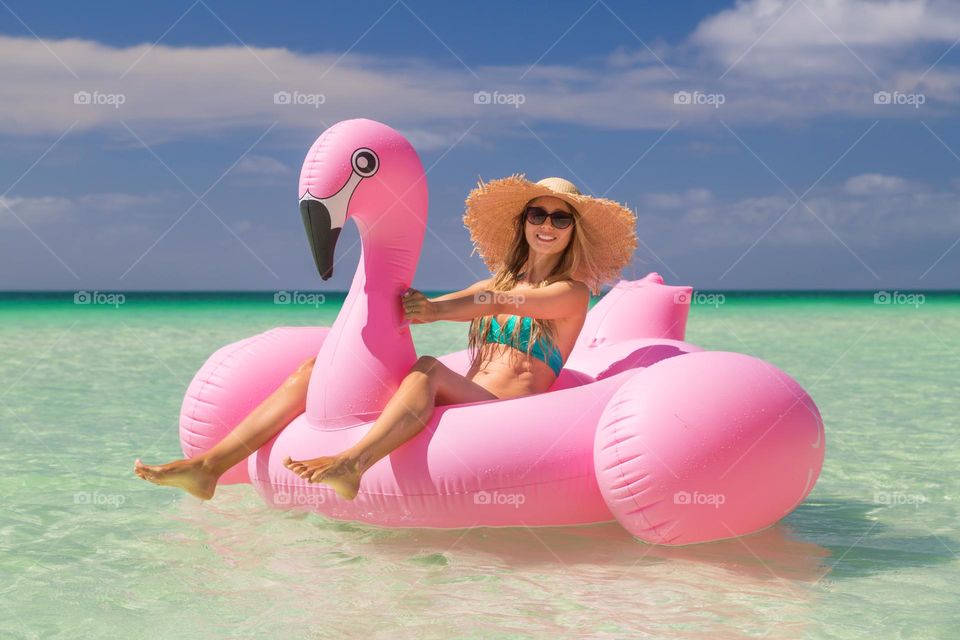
[352,148,378,177]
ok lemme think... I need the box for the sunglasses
[524,206,575,229]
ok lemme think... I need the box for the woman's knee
[409,355,440,375]
[404,356,442,393]
[287,356,316,384]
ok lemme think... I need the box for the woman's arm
[402,278,495,324]
[491,280,590,320]
[427,278,492,304]
[433,280,590,322]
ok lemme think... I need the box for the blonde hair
[466,199,591,373]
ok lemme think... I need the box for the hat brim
[463,173,638,293]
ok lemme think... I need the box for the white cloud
[642,188,714,209]
[234,155,289,176]
[690,0,960,79]
[843,173,914,195]
[0,192,159,228]
[3,0,960,147]
[638,177,960,249]
[0,36,482,146]
[0,195,72,227]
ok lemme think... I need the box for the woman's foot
[282,455,362,500]
[133,457,219,500]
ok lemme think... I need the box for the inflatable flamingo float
[179,119,824,546]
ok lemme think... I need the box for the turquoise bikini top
[483,314,564,376]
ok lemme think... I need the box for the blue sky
[1,0,958,291]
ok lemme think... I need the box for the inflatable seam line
[188,396,221,409]
[183,329,279,439]
[197,379,227,392]
[606,408,670,544]
[586,285,624,342]
[312,288,361,423]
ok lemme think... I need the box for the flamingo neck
[304,213,423,429]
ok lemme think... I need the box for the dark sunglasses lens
[525,207,548,225]
[525,206,574,229]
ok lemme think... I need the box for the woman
[134,175,637,501]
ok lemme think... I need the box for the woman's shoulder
[568,279,590,295]
[541,278,590,323]
[547,277,590,300]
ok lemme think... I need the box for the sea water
[1,291,958,638]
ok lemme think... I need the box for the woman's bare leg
[284,356,497,500]
[134,357,316,500]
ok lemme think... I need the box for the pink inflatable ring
[179,119,824,546]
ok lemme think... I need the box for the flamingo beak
[300,199,341,281]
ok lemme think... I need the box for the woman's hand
[401,287,440,324]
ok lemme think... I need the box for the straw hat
[463,174,638,293]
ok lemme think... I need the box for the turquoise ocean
[1,290,959,638]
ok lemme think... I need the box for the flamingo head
[297,119,427,280]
